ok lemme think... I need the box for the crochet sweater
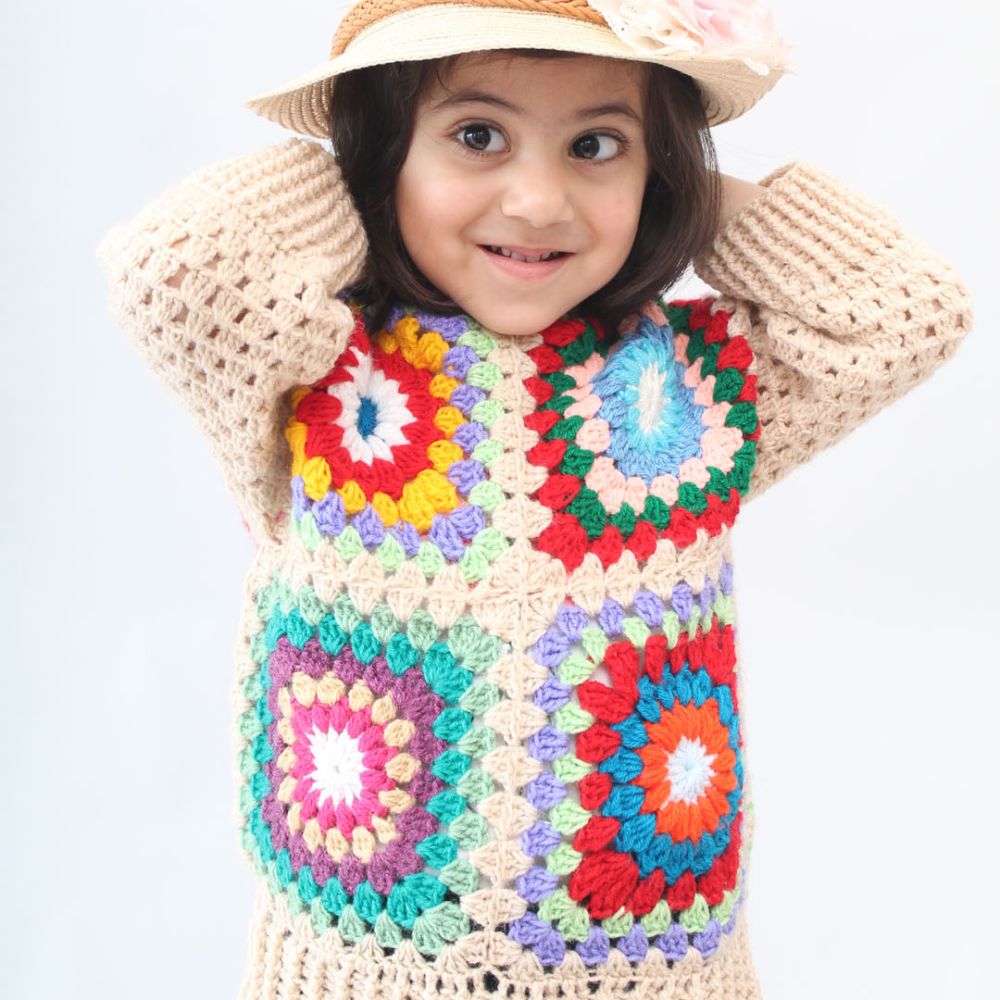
[96,138,971,1000]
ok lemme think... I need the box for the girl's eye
[571,133,622,162]
[458,124,506,153]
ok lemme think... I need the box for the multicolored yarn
[525,300,758,572]
[249,302,759,969]
[238,574,505,956]
[509,564,745,966]
[98,137,974,999]
[286,307,511,582]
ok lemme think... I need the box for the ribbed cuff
[185,137,367,271]
[695,162,912,325]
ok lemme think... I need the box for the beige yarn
[329,0,606,57]
[96,141,367,544]
[693,161,972,501]
[96,138,971,999]
[238,882,761,998]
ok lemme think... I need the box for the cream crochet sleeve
[694,162,973,502]
[97,141,972,543]
[96,138,367,545]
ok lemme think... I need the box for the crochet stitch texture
[97,138,971,999]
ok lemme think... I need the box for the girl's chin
[455,300,571,337]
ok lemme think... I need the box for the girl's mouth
[479,244,572,280]
[483,245,567,263]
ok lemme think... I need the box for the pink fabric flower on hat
[587,0,790,75]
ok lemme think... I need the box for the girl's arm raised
[694,163,972,503]
[96,138,367,545]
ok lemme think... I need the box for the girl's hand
[718,173,767,227]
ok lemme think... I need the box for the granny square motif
[524,301,758,571]
[236,300,760,968]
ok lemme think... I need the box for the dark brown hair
[329,52,721,334]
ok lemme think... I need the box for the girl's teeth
[489,246,561,263]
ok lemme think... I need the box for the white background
[2,1,998,998]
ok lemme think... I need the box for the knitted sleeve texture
[694,161,973,502]
[95,138,367,544]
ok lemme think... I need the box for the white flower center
[307,727,365,807]
[327,353,413,464]
[636,363,669,433]
[667,736,717,804]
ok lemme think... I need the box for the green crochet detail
[235,573,504,957]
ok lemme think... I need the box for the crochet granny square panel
[236,299,759,967]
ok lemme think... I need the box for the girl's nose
[498,158,574,228]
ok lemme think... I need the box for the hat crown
[330,0,606,58]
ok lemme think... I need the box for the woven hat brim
[244,7,785,137]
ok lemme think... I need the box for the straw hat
[244,0,791,136]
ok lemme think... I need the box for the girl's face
[396,53,650,337]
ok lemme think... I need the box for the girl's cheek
[403,149,466,207]
[599,195,642,240]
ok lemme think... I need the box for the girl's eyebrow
[575,102,642,124]
[432,90,519,113]
[432,90,641,124]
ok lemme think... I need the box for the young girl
[97,1,971,997]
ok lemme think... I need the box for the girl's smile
[395,53,650,337]
[480,244,571,279]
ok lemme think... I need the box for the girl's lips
[479,244,572,280]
